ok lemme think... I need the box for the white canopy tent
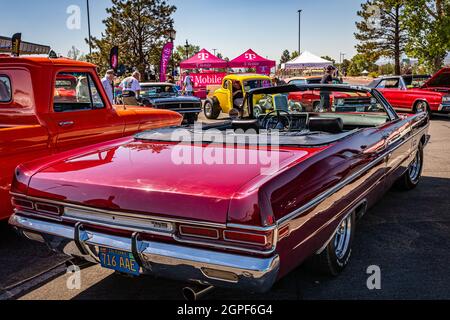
[282,51,334,69]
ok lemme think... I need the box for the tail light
[12,196,62,216]
[11,197,34,210]
[34,202,62,215]
[178,224,275,251]
[223,230,268,246]
[179,226,219,240]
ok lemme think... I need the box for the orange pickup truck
[0,55,182,220]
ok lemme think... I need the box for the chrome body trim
[278,124,428,227]
[15,208,277,256]
[10,193,226,229]
[9,214,280,293]
[173,235,277,256]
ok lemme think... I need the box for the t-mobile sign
[181,73,226,88]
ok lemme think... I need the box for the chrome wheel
[415,101,427,113]
[204,103,212,116]
[409,150,422,182]
[334,215,353,260]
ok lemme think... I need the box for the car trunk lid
[25,141,314,224]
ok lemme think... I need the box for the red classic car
[0,55,182,221]
[9,85,430,296]
[368,68,450,116]
[288,88,372,112]
[54,74,77,102]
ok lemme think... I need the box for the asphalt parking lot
[0,114,449,300]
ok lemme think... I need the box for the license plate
[99,247,140,276]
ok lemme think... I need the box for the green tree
[403,0,450,72]
[347,54,378,76]
[290,51,300,60]
[87,0,176,80]
[172,43,201,66]
[355,0,407,75]
[379,63,395,75]
[321,56,336,65]
[336,59,351,76]
[280,50,291,64]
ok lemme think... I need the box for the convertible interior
[135,86,393,147]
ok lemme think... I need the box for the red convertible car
[9,84,430,296]
[368,68,450,116]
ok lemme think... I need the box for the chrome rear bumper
[9,214,279,293]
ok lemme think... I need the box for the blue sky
[0,0,364,63]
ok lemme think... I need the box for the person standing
[119,71,141,105]
[167,74,175,84]
[183,71,194,96]
[321,65,334,84]
[101,69,115,105]
[319,66,335,112]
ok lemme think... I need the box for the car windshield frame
[242,79,272,92]
[246,84,399,122]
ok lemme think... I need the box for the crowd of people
[99,65,338,107]
[99,69,197,106]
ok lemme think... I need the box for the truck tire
[306,212,356,276]
[204,98,221,120]
[396,142,424,191]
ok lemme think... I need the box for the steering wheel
[261,110,293,132]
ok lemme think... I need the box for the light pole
[298,9,302,55]
[86,0,92,58]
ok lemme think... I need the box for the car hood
[25,140,317,224]
[146,95,201,104]
[422,67,450,89]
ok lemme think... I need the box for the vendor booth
[281,51,334,77]
[179,49,228,99]
[228,49,276,75]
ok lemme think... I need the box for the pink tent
[229,49,276,69]
[180,49,228,69]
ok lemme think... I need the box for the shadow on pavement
[67,175,450,300]
[0,221,68,291]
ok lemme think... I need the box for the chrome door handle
[59,121,74,127]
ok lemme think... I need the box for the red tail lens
[177,224,275,252]
[223,230,269,246]
[11,197,34,210]
[35,202,62,215]
[179,226,219,240]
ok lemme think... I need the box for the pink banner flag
[160,42,174,82]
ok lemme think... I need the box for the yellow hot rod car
[204,74,273,119]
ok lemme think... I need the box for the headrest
[231,119,260,133]
[308,117,344,134]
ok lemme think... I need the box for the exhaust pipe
[182,285,215,301]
